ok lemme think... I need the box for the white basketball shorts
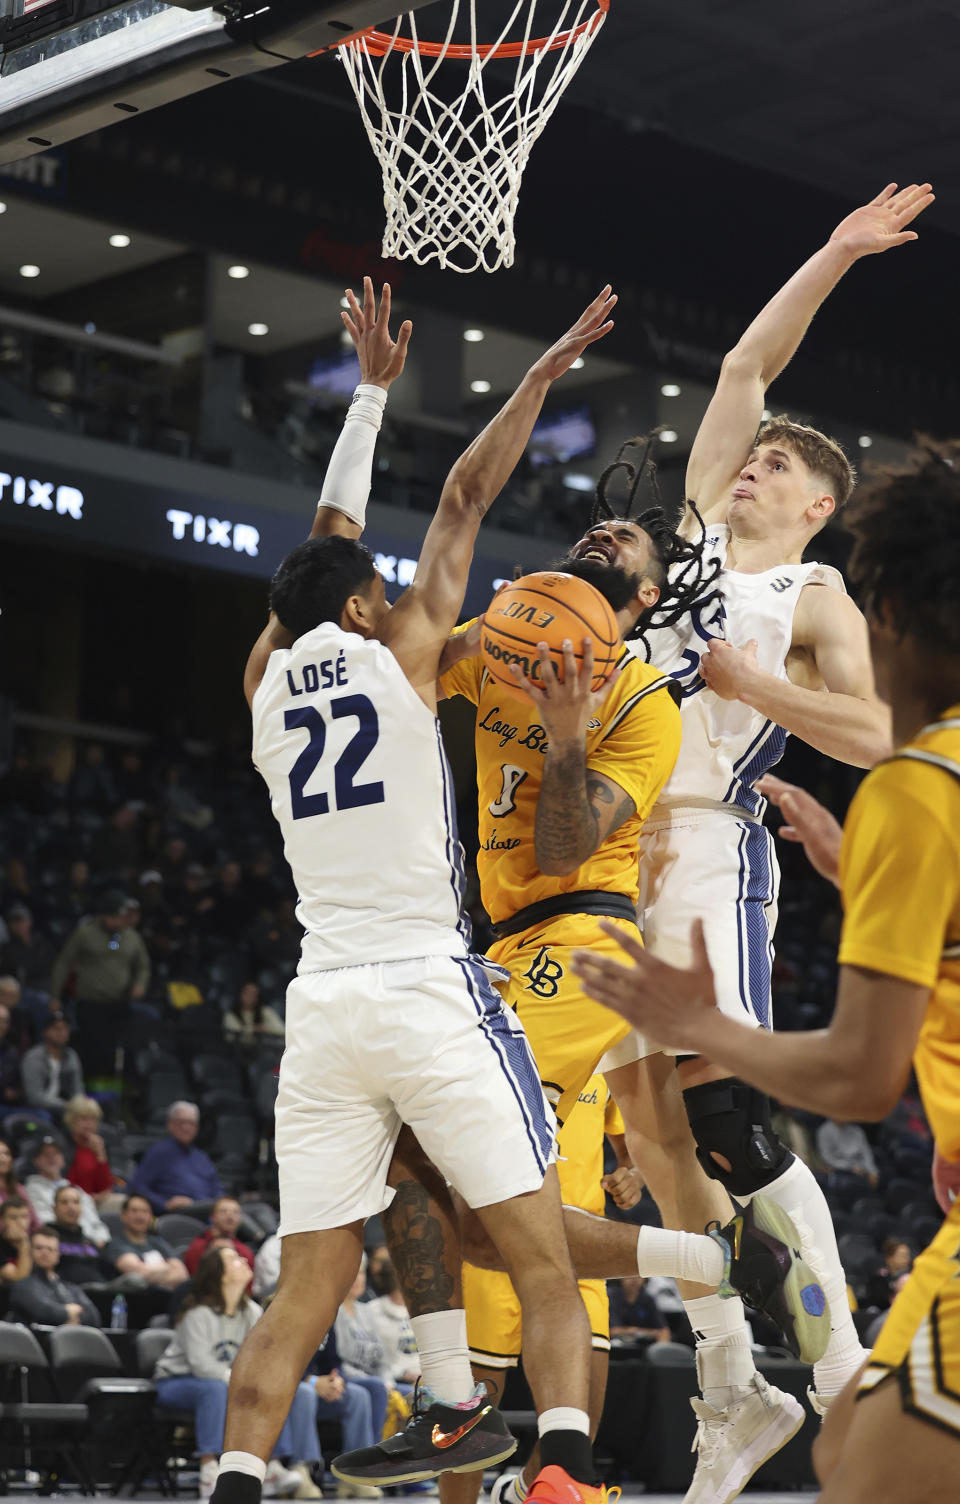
[276,952,556,1236]
[600,807,780,1072]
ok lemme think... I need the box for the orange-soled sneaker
[525,1465,620,1504]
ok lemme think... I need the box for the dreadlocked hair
[847,437,960,653]
[590,434,722,660]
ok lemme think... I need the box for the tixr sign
[0,471,83,517]
[165,509,260,556]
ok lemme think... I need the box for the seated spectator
[608,1276,670,1343]
[0,1196,33,1285]
[129,1101,222,1213]
[223,982,284,1048]
[0,1138,39,1228]
[105,1192,188,1290]
[49,1183,112,1284]
[9,1225,100,1327]
[253,1230,280,1300]
[184,1197,255,1277]
[816,1117,879,1186]
[0,975,29,1051]
[64,1094,115,1203]
[23,1136,110,1243]
[865,1239,915,1312]
[364,1244,393,1301]
[362,1260,420,1392]
[203,861,255,946]
[89,805,142,880]
[308,1327,386,1501]
[49,890,150,1078]
[154,1246,321,1499]
[0,998,22,1105]
[0,904,56,993]
[335,1262,391,1388]
[22,1015,85,1118]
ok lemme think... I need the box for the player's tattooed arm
[535,753,635,877]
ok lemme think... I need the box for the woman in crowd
[222,981,284,1048]
[64,1096,116,1205]
[0,1138,39,1229]
[154,1246,323,1499]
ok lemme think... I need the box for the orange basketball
[481,572,621,692]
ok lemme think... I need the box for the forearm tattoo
[535,740,598,869]
[382,1179,456,1317]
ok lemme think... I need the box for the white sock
[218,1452,266,1483]
[742,1157,868,1396]
[410,1309,475,1404]
[538,1407,590,1437]
[507,1476,529,1503]
[684,1293,757,1411]
[637,1225,726,1287]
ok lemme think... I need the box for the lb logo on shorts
[523,947,564,998]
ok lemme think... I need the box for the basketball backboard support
[0,0,434,165]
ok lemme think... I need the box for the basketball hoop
[333,1,609,274]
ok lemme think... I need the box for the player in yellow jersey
[571,440,960,1503]
[463,1080,637,1504]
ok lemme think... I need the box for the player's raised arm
[380,287,617,696]
[683,182,934,532]
[243,278,411,705]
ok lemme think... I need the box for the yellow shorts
[488,913,635,1126]
[858,1200,960,1435]
[463,1261,610,1369]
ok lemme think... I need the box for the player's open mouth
[580,545,613,562]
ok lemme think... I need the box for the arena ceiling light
[108,233,131,247]
[0,202,7,215]
[858,435,873,448]
[660,382,681,396]
[463,328,485,343]
[228,265,250,279]
[660,429,678,443]
[470,379,491,394]
[248,322,269,337]
[19,264,40,278]
[563,473,595,492]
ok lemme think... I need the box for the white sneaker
[490,1475,525,1504]
[335,1484,383,1500]
[292,1463,323,1500]
[683,1374,805,1504]
[199,1460,219,1500]
[264,1460,302,1499]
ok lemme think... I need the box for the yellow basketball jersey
[558,1075,626,1216]
[441,639,681,926]
[838,708,960,1160]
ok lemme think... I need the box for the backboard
[0,0,435,165]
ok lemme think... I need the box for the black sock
[538,1429,595,1486]
[210,1474,262,1504]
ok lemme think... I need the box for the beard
[552,552,643,612]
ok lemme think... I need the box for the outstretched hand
[529,286,617,384]
[508,638,621,739]
[342,276,412,389]
[755,774,843,886]
[571,918,718,1054]
[829,182,935,259]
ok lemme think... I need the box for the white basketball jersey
[252,623,470,972]
[629,525,846,817]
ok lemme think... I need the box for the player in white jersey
[210,282,624,1504]
[571,181,935,1499]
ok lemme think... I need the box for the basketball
[481,572,621,692]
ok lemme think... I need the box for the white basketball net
[336,0,609,274]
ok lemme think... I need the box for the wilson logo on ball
[481,571,621,693]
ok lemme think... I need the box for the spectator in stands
[184,1196,255,1277]
[104,1192,188,1291]
[21,1015,85,1118]
[69,742,117,815]
[0,904,55,993]
[0,1196,33,1285]
[307,1328,385,1502]
[362,1259,420,1391]
[48,1183,111,1284]
[0,999,22,1104]
[64,1095,115,1204]
[115,750,154,809]
[49,888,150,1076]
[9,1225,100,1327]
[203,861,254,945]
[57,859,94,925]
[865,1239,915,1312]
[159,834,190,889]
[0,976,28,1051]
[335,1261,392,1388]
[162,765,213,832]
[364,1244,393,1300]
[23,1136,110,1243]
[222,982,284,1048]
[608,1276,670,1343]
[0,1139,39,1227]
[154,1246,321,1499]
[1,857,36,920]
[816,1117,879,1186]
[129,1101,222,1213]
[253,1230,280,1300]
[250,896,302,983]
[90,805,141,879]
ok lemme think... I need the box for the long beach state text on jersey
[251,624,471,971]
[629,525,845,817]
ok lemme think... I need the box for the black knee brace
[682,1078,793,1198]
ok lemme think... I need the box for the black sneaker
[332,1385,517,1486]
[708,1193,830,1365]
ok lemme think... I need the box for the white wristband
[317,383,389,528]
[349,383,389,430]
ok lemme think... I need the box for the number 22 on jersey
[284,694,385,819]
